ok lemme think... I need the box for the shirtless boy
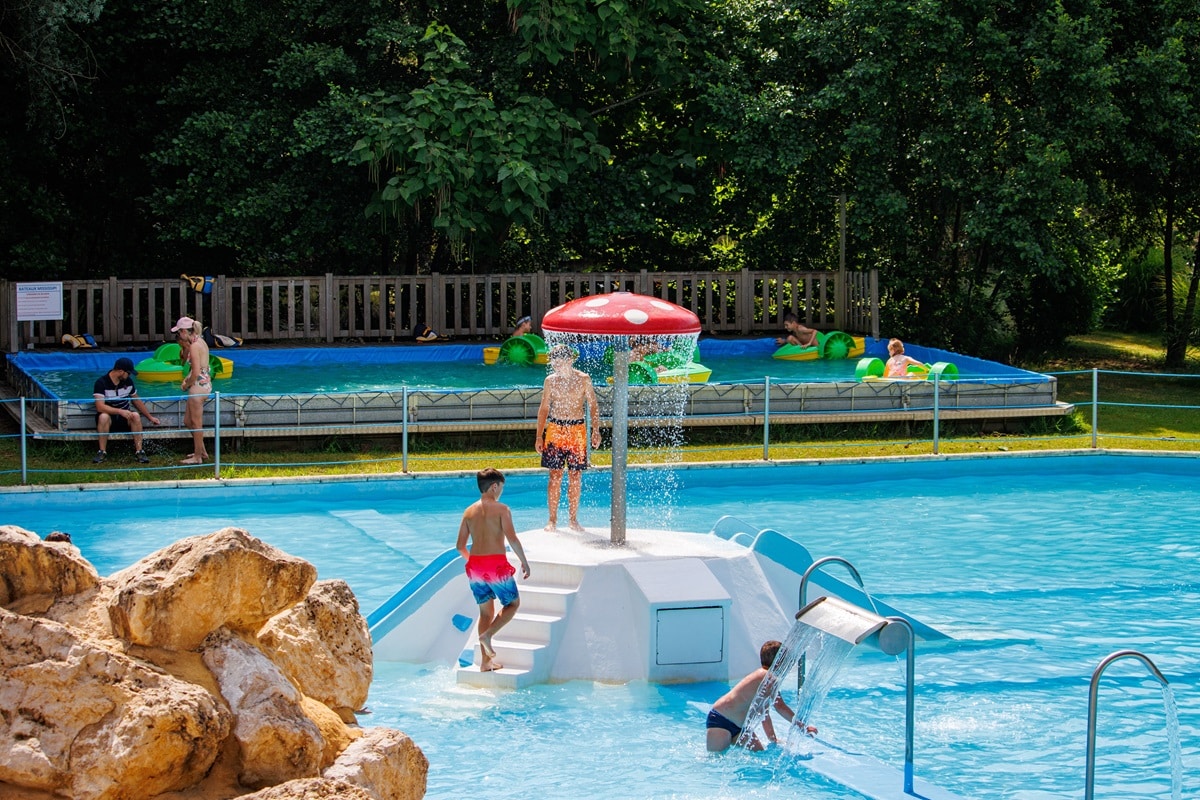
[706,640,815,752]
[774,311,818,349]
[455,468,531,672]
[535,344,602,532]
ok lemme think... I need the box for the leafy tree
[812,0,1122,356]
[1100,0,1200,367]
[351,0,713,273]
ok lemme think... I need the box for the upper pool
[10,338,1046,401]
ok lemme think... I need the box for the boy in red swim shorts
[455,467,531,671]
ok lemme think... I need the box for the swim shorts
[541,418,588,471]
[706,709,743,739]
[465,553,519,606]
[97,412,132,433]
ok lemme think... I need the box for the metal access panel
[656,606,725,665]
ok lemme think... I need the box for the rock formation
[0,525,428,800]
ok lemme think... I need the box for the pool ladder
[1085,649,1171,800]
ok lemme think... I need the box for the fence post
[401,387,409,473]
[213,392,221,478]
[323,274,335,342]
[762,376,771,461]
[1091,368,1098,449]
[740,269,753,335]
[932,374,940,455]
[107,276,120,345]
[20,396,28,485]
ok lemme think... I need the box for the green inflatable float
[855,357,958,382]
[497,333,548,365]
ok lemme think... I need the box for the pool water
[12,339,1041,401]
[3,454,1196,799]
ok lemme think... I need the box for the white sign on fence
[16,282,64,321]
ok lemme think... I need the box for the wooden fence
[2,269,878,352]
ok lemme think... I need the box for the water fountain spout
[1085,650,1172,800]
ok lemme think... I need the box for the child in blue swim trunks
[456,468,531,672]
[706,640,816,752]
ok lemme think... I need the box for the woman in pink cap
[171,316,211,464]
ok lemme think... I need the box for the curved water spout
[1085,649,1170,800]
[799,555,865,610]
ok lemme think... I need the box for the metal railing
[1084,650,1173,800]
[0,368,1196,485]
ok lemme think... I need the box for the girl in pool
[884,338,925,378]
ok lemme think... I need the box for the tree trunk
[1162,187,1186,367]
[1167,229,1200,369]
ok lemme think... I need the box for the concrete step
[473,637,545,670]
[456,664,536,690]
[517,583,576,615]
[456,568,580,690]
[502,611,562,641]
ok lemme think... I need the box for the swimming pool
[6,339,1063,440]
[12,338,1040,400]
[3,452,1195,799]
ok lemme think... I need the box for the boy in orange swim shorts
[535,345,602,532]
[455,468,531,671]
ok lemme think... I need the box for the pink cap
[171,316,197,333]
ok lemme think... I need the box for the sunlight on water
[4,456,1199,799]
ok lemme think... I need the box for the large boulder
[0,607,231,800]
[201,628,325,788]
[323,728,429,800]
[0,525,100,607]
[301,695,362,770]
[258,579,373,716]
[107,528,317,650]
[239,777,377,800]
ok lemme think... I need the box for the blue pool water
[3,453,1196,799]
[9,338,1043,400]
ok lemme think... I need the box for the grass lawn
[3,330,1198,487]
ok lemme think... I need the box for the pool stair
[455,561,583,690]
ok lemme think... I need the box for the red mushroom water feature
[542,293,702,545]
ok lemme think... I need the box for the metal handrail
[798,555,865,610]
[886,616,917,794]
[1084,649,1170,800]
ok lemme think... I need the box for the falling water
[1163,685,1183,800]
[543,330,699,530]
[735,618,856,751]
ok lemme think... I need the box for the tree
[1101,0,1200,367]
[351,0,711,273]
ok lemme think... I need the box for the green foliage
[351,25,607,249]
[0,0,1196,364]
